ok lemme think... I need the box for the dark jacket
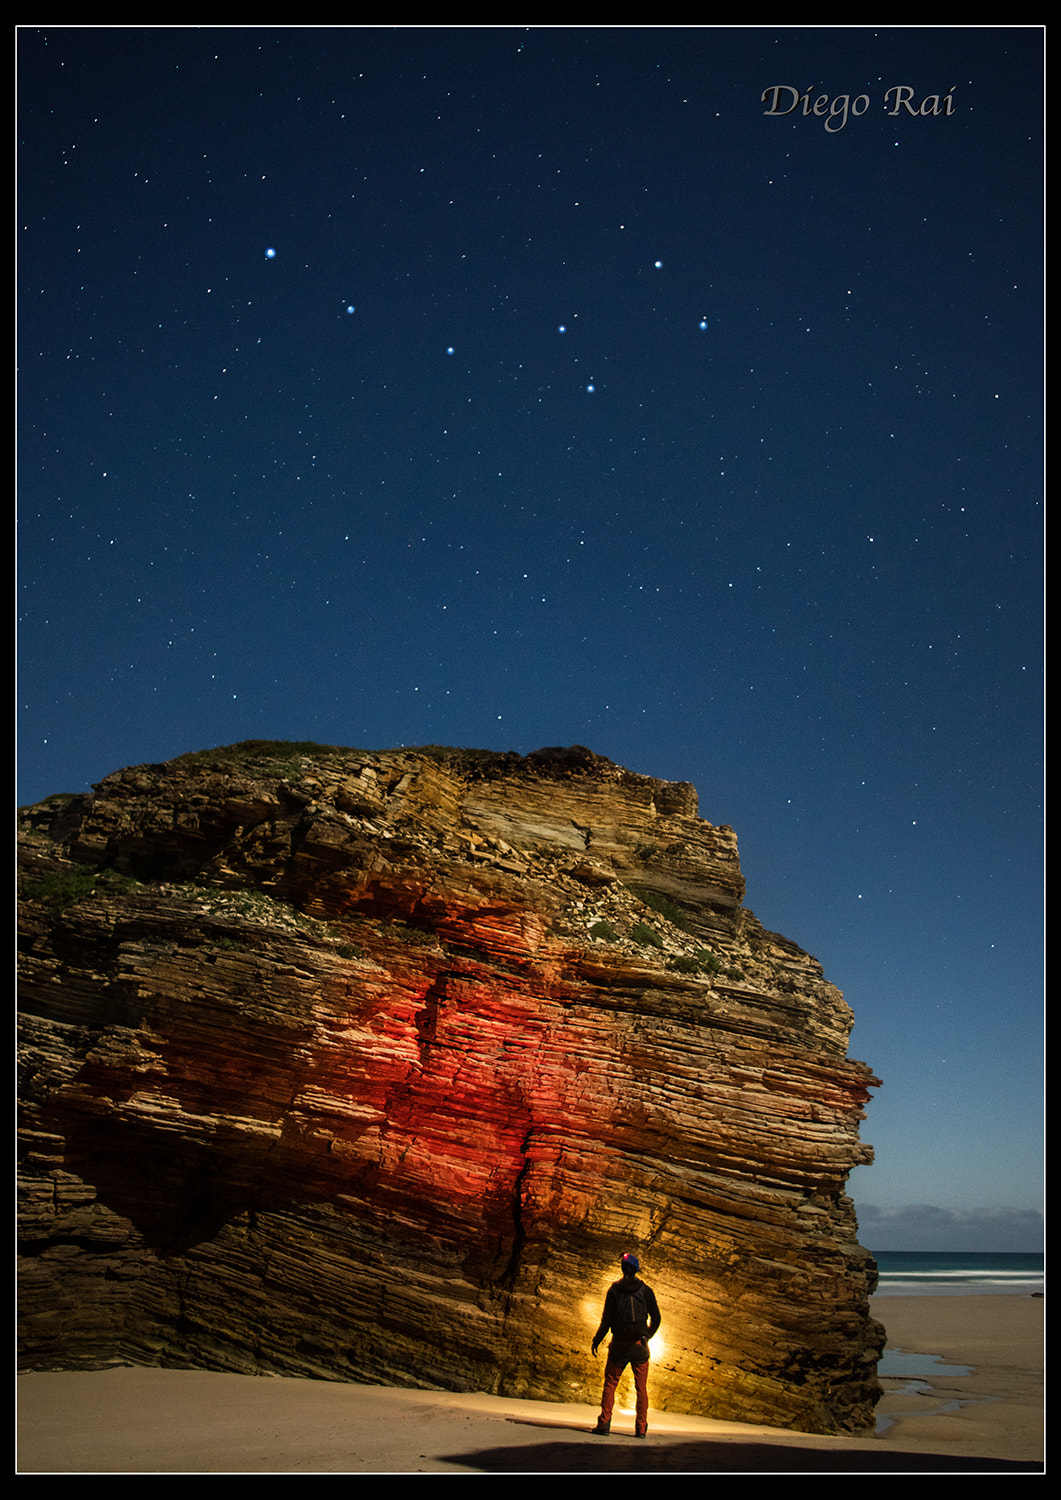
[592,1274,662,1365]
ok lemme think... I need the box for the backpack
[613,1280,649,1341]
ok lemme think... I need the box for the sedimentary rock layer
[17,741,884,1432]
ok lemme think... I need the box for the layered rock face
[18,741,884,1433]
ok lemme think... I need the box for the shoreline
[868,1292,1043,1466]
[17,1294,1043,1473]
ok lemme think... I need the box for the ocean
[871,1250,1044,1297]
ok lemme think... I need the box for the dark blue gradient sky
[17,27,1043,1250]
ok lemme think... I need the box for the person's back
[590,1253,661,1438]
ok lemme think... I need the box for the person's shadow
[438,1415,1041,1472]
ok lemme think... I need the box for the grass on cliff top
[169,739,509,768]
[169,739,352,770]
[168,740,533,782]
[169,741,605,777]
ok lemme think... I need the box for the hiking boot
[592,1420,611,1435]
[634,1428,647,1439]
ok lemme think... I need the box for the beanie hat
[621,1253,640,1273]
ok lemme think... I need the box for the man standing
[591,1252,662,1438]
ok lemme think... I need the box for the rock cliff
[18,740,885,1433]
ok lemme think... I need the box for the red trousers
[598,1350,650,1434]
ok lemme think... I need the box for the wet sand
[16,1294,1043,1473]
[869,1293,1043,1467]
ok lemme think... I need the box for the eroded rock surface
[18,741,884,1432]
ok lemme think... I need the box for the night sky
[17,27,1043,1252]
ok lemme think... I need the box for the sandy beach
[17,1294,1042,1474]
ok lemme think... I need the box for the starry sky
[17,27,1043,1252]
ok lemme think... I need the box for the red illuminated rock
[17,741,884,1433]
